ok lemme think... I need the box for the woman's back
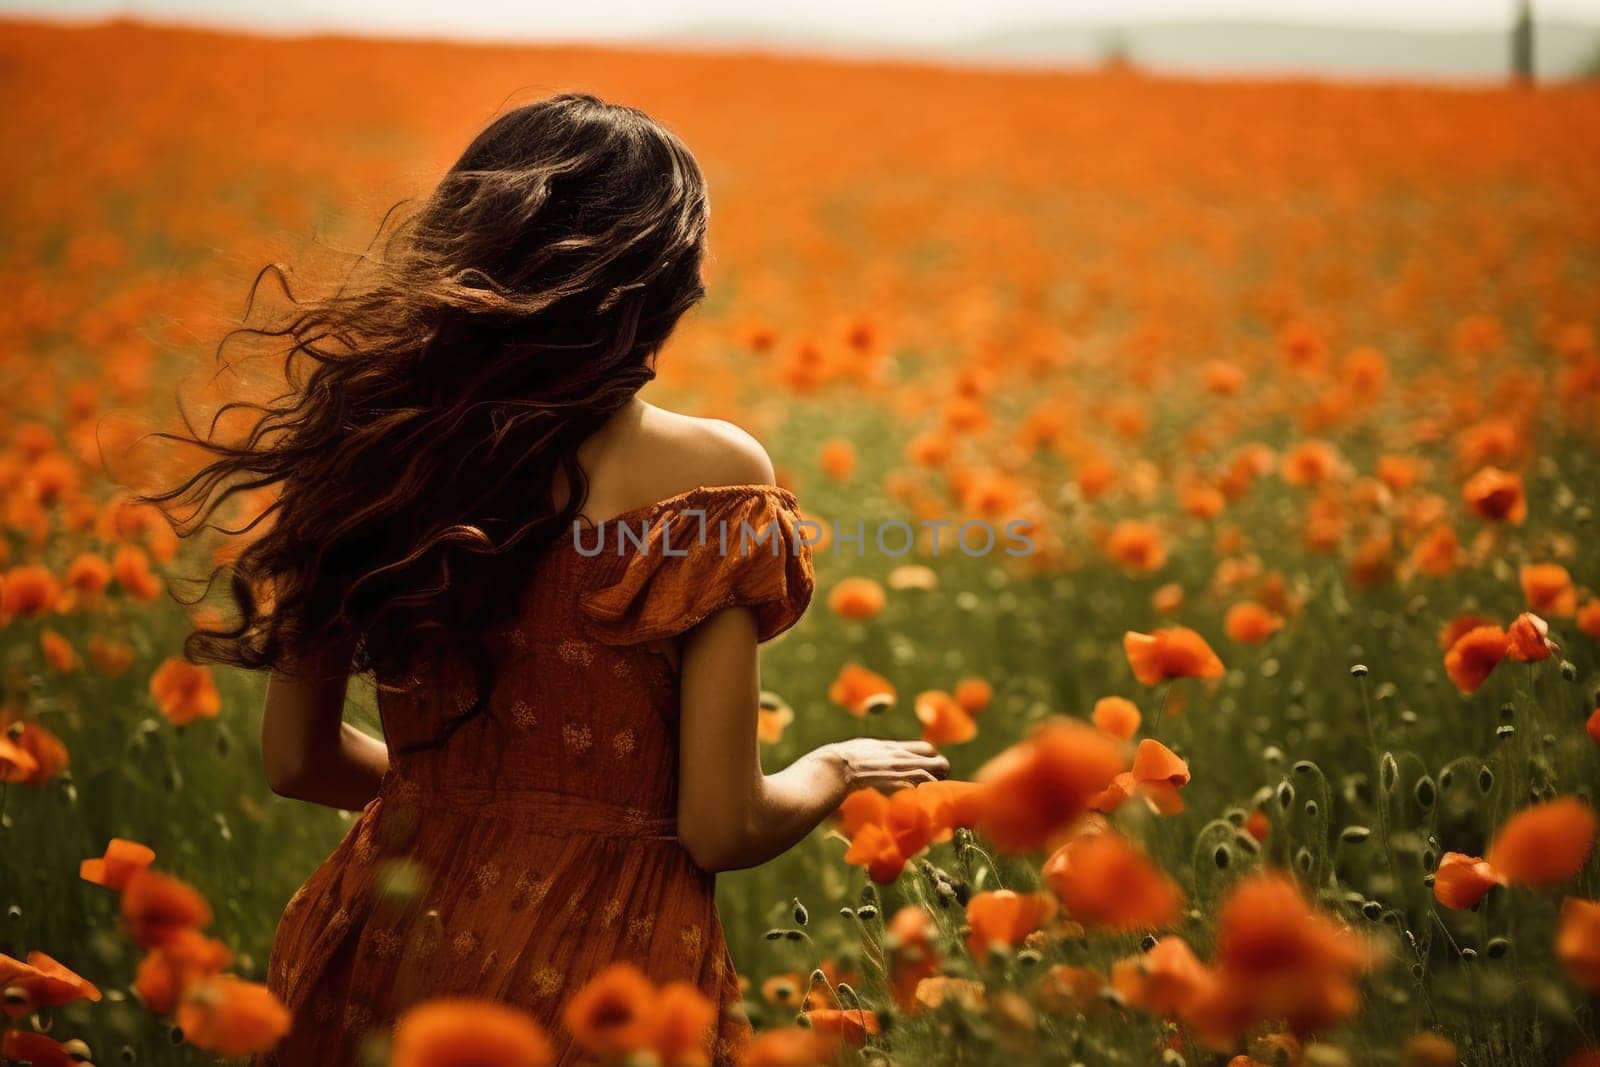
[262,407,816,1065]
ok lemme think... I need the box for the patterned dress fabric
[259,485,815,1065]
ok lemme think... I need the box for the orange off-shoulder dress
[260,485,815,1066]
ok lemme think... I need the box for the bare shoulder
[637,404,776,490]
[580,401,778,521]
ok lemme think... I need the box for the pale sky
[8,0,1600,45]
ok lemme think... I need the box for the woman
[156,94,947,1064]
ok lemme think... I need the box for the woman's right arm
[261,638,390,812]
[675,603,949,874]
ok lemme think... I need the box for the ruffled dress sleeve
[576,484,815,645]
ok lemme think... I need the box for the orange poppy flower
[912,975,985,1013]
[176,975,291,1058]
[112,544,163,601]
[1,719,68,785]
[1209,872,1370,1039]
[63,553,112,596]
[391,998,553,1067]
[915,690,977,745]
[842,787,937,883]
[1106,520,1167,573]
[0,952,102,1017]
[1043,830,1182,931]
[1403,1033,1458,1067]
[836,787,891,838]
[973,717,1124,853]
[1377,454,1425,493]
[756,699,793,745]
[953,677,992,713]
[1487,797,1597,887]
[646,981,717,1067]
[827,663,896,717]
[906,432,952,468]
[913,779,984,840]
[1281,440,1343,487]
[0,735,40,784]
[1,564,61,617]
[121,869,213,949]
[134,930,232,1014]
[759,973,805,1009]
[88,635,135,676]
[1151,582,1184,614]
[1111,936,1215,1017]
[1244,810,1271,842]
[1462,465,1526,523]
[1507,612,1558,662]
[149,658,222,725]
[81,838,157,892]
[1556,898,1600,992]
[1123,627,1224,686]
[1076,455,1119,501]
[1588,708,1600,748]
[885,905,938,1011]
[1578,599,1600,637]
[563,963,657,1057]
[1096,739,1191,815]
[801,1008,880,1047]
[965,889,1056,956]
[818,439,856,481]
[1181,484,1227,520]
[40,630,77,673]
[740,1026,841,1067]
[2,1032,75,1067]
[1410,525,1462,577]
[1439,613,1495,651]
[1224,602,1284,644]
[1443,625,1509,694]
[1036,963,1107,1014]
[1091,695,1141,740]
[826,577,886,620]
[1520,563,1577,617]
[1431,853,1504,910]
[1201,360,1246,395]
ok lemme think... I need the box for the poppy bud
[1380,753,1398,791]
[857,904,878,922]
[838,907,855,920]
[792,900,808,926]
[62,1038,92,1063]
[1485,936,1510,958]
[1340,825,1371,844]
[1350,663,1369,677]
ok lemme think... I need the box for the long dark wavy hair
[146,94,709,724]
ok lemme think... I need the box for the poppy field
[3,17,1600,1067]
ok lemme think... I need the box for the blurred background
[9,0,1600,79]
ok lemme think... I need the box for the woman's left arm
[261,638,389,811]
